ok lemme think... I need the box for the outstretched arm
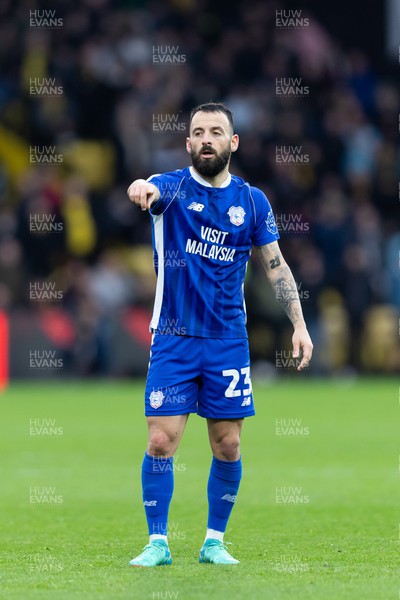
[127,179,160,211]
[256,240,313,371]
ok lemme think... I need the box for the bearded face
[190,143,232,178]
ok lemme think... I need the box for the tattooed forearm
[257,242,306,328]
[269,255,281,269]
[271,266,304,326]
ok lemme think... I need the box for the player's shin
[205,456,242,542]
[141,452,174,546]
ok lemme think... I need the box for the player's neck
[191,166,231,188]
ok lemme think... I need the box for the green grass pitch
[0,378,398,599]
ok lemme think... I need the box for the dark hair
[189,102,234,132]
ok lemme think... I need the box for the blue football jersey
[147,166,279,338]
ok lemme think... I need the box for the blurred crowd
[0,0,399,375]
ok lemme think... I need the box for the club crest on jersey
[227,206,245,226]
[149,390,164,409]
[266,210,278,235]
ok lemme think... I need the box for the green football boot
[199,539,239,565]
[129,540,172,567]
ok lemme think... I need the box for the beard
[190,144,231,178]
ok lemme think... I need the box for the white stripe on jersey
[242,254,250,319]
[150,214,164,331]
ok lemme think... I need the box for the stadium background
[1,3,399,599]
[0,0,399,379]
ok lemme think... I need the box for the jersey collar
[189,166,231,189]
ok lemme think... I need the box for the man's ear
[186,137,191,154]
[231,133,239,153]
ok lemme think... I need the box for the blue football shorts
[145,334,255,419]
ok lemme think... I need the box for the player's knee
[216,434,240,461]
[147,430,174,457]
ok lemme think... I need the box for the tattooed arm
[256,241,313,371]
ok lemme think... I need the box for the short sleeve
[147,171,185,216]
[146,173,166,215]
[250,186,280,247]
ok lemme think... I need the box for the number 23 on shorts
[222,367,252,398]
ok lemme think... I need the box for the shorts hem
[197,410,256,420]
[145,408,197,417]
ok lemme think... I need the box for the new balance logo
[241,397,251,407]
[187,202,204,212]
[143,500,157,506]
[221,494,237,503]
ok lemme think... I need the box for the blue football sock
[207,455,242,533]
[141,452,174,539]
